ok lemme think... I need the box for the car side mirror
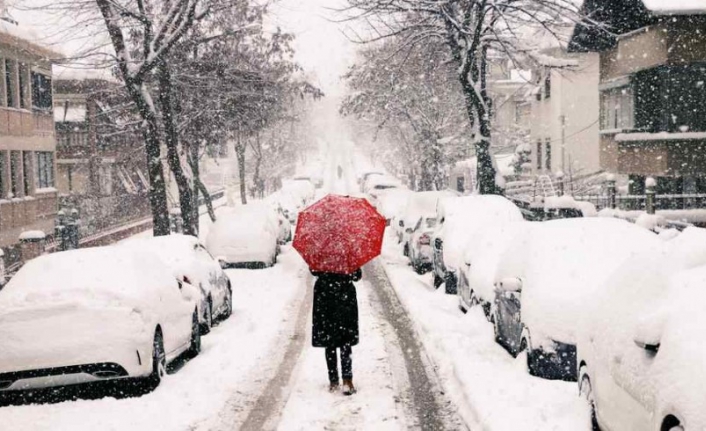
[634,338,660,353]
[633,316,664,354]
[495,277,522,293]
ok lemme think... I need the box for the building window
[544,75,551,99]
[18,63,28,109]
[536,141,542,170]
[5,59,15,108]
[23,151,32,196]
[9,151,21,198]
[545,140,552,172]
[36,151,55,189]
[31,72,52,110]
[601,86,634,130]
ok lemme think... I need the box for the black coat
[311,269,362,348]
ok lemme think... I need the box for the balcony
[0,107,54,139]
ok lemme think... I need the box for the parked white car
[123,234,233,334]
[406,215,438,273]
[492,218,660,381]
[458,220,528,316]
[577,227,706,431]
[0,247,201,393]
[432,195,523,294]
[397,190,459,248]
[375,188,412,225]
[206,206,280,268]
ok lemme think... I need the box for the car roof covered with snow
[0,246,178,310]
[497,217,661,346]
[437,195,524,271]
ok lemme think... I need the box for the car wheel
[444,272,457,295]
[200,299,213,335]
[433,272,444,289]
[579,368,600,431]
[146,329,166,389]
[188,311,201,357]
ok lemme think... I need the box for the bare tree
[341,0,579,194]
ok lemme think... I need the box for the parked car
[376,188,412,225]
[492,218,659,381]
[397,190,458,248]
[0,247,201,393]
[206,206,280,269]
[577,227,706,431]
[123,234,233,334]
[406,215,438,273]
[458,220,528,316]
[359,171,384,192]
[432,195,523,294]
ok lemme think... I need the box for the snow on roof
[642,0,706,15]
[53,65,118,82]
[615,131,706,142]
[54,104,86,123]
[0,18,62,59]
[18,230,46,240]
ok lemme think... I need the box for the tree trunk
[195,177,217,222]
[125,82,171,236]
[236,131,247,205]
[189,140,200,233]
[158,60,197,236]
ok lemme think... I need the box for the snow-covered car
[458,220,528,317]
[406,215,438,273]
[432,195,523,295]
[359,171,384,192]
[206,206,280,268]
[284,178,315,204]
[376,188,412,225]
[269,189,303,224]
[363,175,402,199]
[0,247,202,393]
[492,218,660,381]
[397,190,459,247]
[262,197,293,243]
[577,227,706,431]
[122,234,233,334]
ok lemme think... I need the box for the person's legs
[340,345,353,380]
[325,347,339,386]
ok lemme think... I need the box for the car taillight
[419,234,431,245]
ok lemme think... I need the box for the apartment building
[0,16,60,252]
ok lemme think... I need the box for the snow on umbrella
[293,194,386,274]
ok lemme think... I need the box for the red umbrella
[293,194,386,274]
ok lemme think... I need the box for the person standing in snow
[311,268,362,395]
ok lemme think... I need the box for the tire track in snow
[364,261,469,431]
[237,273,314,431]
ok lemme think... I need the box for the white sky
[268,0,356,97]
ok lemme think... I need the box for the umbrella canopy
[293,194,386,274]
